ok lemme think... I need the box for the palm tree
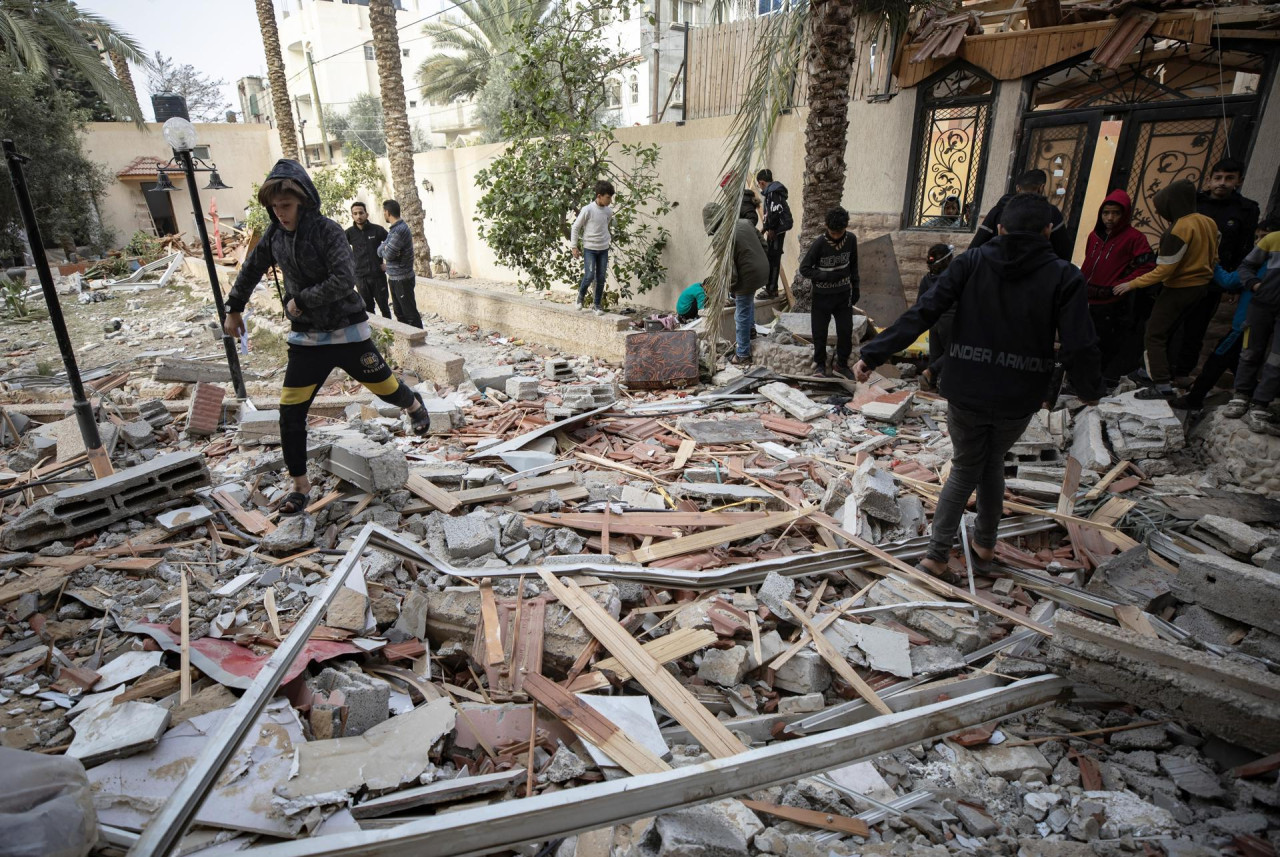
[0,0,146,122]
[370,0,432,278]
[416,0,554,104]
[107,51,141,120]
[255,0,300,161]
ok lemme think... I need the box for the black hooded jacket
[970,193,1072,261]
[761,181,792,235]
[860,234,1103,417]
[1196,189,1260,273]
[227,159,368,334]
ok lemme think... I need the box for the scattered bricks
[973,744,1052,780]
[1070,407,1111,472]
[697,646,749,687]
[992,578,1016,596]
[326,587,369,633]
[587,383,616,406]
[261,515,316,555]
[120,419,155,449]
[866,577,983,652]
[308,666,389,737]
[771,648,831,694]
[404,344,466,386]
[1188,515,1268,559]
[443,514,496,559]
[777,692,825,715]
[860,390,913,424]
[1,451,211,550]
[1168,553,1280,636]
[322,432,408,492]
[185,382,225,436]
[955,804,1000,837]
[153,356,234,384]
[755,571,795,617]
[137,399,172,429]
[505,376,541,402]
[543,358,573,381]
[238,409,281,443]
[850,458,900,524]
[758,381,827,422]
[1084,545,1172,612]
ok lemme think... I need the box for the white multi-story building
[274,0,444,164]
[598,0,698,128]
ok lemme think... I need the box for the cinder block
[506,376,541,401]
[1,451,211,549]
[137,399,173,429]
[238,409,280,442]
[321,432,408,492]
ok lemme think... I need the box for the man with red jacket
[1080,190,1154,390]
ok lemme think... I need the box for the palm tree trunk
[256,0,300,161]
[791,0,855,311]
[108,51,142,121]
[369,0,432,278]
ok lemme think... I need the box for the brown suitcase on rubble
[624,330,699,389]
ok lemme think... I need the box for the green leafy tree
[416,0,554,105]
[0,56,112,258]
[245,147,387,234]
[474,1,670,299]
[324,92,388,155]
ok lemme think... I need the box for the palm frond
[700,4,808,361]
[0,9,50,74]
[68,6,147,64]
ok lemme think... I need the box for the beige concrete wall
[83,122,282,247]
[1243,66,1280,211]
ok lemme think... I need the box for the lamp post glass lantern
[148,119,247,398]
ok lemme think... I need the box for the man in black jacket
[345,202,391,318]
[1172,157,1261,377]
[225,160,429,516]
[799,206,859,378]
[970,170,1072,261]
[755,169,792,300]
[855,194,1102,576]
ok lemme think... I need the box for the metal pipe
[2,139,106,472]
[177,148,247,398]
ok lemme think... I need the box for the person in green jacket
[676,282,706,323]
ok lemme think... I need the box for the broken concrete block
[1188,515,1268,559]
[1169,553,1280,636]
[542,745,588,783]
[137,399,172,429]
[120,419,156,449]
[829,621,912,678]
[1084,545,1172,611]
[909,645,965,676]
[469,365,515,392]
[326,588,369,633]
[1172,604,1243,646]
[322,432,408,492]
[395,590,429,640]
[1,452,210,550]
[697,646,749,687]
[153,356,235,384]
[185,381,225,436]
[850,458,900,524]
[420,398,463,434]
[544,358,573,381]
[403,344,466,386]
[771,648,831,695]
[33,415,119,463]
[973,744,1052,781]
[1070,407,1111,472]
[67,701,170,767]
[443,514,496,560]
[238,409,280,442]
[758,381,827,422]
[505,376,541,402]
[309,667,389,737]
[260,514,317,555]
[860,390,913,424]
[1098,390,1184,460]
[1158,753,1224,798]
[755,571,794,618]
[777,692,825,715]
[639,799,762,856]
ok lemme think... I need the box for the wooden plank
[510,596,546,694]
[523,672,672,776]
[783,601,892,716]
[573,451,667,483]
[1113,604,1157,638]
[740,800,870,837]
[211,490,275,535]
[454,473,576,506]
[673,438,695,470]
[179,569,192,703]
[478,579,505,667]
[96,557,165,572]
[1084,460,1129,501]
[618,507,812,565]
[1089,496,1135,527]
[567,628,718,692]
[536,570,747,759]
[1057,455,1082,517]
[406,473,461,513]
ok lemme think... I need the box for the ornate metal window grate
[906,65,994,231]
[1023,122,1090,229]
[1124,116,1232,245]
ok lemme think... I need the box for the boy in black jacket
[970,170,1072,261]
[799,206,858,378]
[225,160,430,516]
[855,194,1102,576]
[755,169,792,300]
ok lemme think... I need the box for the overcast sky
[81,0,271,121]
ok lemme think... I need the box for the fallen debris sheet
[1,303,1278,857]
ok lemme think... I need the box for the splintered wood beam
[618,507,813,565]
[405,473,461,513]
[537,570,747,759]
[522,673,671,776]
[478,579,506,667]
[783,601,892,716]
[566,628,718,693]
[740,800,870,836]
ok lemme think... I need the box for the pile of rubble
[0,312,1278,857]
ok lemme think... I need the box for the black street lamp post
[3,139,113,478]
[150,118,247,399]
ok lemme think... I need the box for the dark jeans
[1090,299,1132,385]
[1144,284,1207,384]
[1172,284,1223,377]
[811,288,853,367]
[280,340,415,477]
[357,273,391,318]
[1185,330,1243,408]
[389,276,423,328]
[578,248,608,308]
[1235,298,1280,407]
[763,234,784,295]
[926,404,1034,565]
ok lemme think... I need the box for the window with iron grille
[363,44,375,61]
[905,64,994,231]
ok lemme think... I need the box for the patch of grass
[35,360,56,376]
[248,325,289,368]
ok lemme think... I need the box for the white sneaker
[592,307,604,316]
[1222,396,1250,419]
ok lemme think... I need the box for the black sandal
[279,491,309,516]
[409,392,432,436]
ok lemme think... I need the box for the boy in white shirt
[570,180,615,314]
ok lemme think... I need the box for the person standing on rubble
[224,160,431,516]
[379,200,424,329]
[798,205,858,379]
[345,202,391,319]
[755,169,792,301]
[853,193,1103,576]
